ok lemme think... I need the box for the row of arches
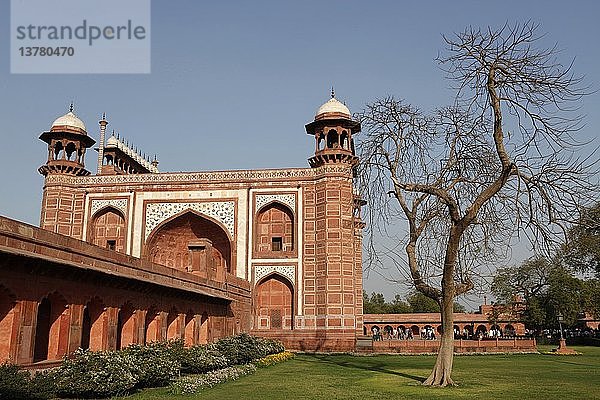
[316,128,354,153]
[47,139,85,164]
[88,199,298,273]
[0,287,211,364]
[103,153,144,174]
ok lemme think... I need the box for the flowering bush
[3,334,286,399]
[122,340,181,388]
[170,364,257,394]
[181,343,229,374]
[255,351,295,367]
[256,336,285,357]
[215,333,284,364]
[54,349,138,398]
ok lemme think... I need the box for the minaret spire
[97,113,108,175]
[69,101,74,113]
[331,86,335,98]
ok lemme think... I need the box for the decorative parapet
[254,265,296,285]
[144,201,235,240]
[44,165,353,186]
[255,193,296,213]
[90,198,128,216]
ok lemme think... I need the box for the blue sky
[1,1,598,304]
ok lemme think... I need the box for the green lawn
[125,345,600,400]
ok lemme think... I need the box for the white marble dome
[315,97,351,119]
[51,111,87,132]
[106,135,119,147]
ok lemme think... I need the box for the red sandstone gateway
[1,94,366,365]
[0,96,536,365]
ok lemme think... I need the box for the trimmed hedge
[0,334,285,399]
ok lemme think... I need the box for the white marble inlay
[144,201,235,240]
[255,193,296,213]
[90,198,128,216]
[255,265,295,285]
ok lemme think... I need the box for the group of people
[371,325,522,341]
[371,326,414,341]
[371,326,437,341]
[533,327,600,339]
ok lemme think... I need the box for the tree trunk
[423,281,456,386]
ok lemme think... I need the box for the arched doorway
[117,303,136,349]
[145,307,160,343]
[199,312,209,344]
[255,274,293,330]
[81,297,105,351]
[476,324,488,337]
[184,312,197,346]
[89,207,127,252]
[411,325,420,336]
[166,308,180,340]
[505,324,516,337]
[146,211,232,279]
[33,293,69,362]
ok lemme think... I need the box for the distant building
[364,302,526,339]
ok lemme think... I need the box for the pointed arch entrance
[255,274,293,330]
[146,211,232,280]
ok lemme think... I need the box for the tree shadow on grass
[545,358,599,367]
[307,354,426,383]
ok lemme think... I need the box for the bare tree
[357,21,596,386]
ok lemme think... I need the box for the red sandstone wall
[370,338,537,354]
[40,184,86,240]
[0,216,252,365]
[301,171,359,336]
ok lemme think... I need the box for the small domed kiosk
[305,90,361,168]
[39,103,96,176]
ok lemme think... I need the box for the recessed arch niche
[255,274,293,330]
[89,207,127,252]
[255,202,294,256]
[145,211,232,278]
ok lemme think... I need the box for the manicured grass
[124,346,600,400]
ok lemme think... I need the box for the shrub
[54,349,137,398]
[256,336,285,357]
[215,333,285,365]
[181,344,229,374]
[0,362,30,400]
[170,364,257,394]
[122,340,181,388]
[0,362,55,400]
[28,370,58,400]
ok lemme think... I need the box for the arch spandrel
[145,201,235,241]
[254,265,295,286]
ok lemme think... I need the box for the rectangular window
[271,237,283,251]
[107,240,116,250]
